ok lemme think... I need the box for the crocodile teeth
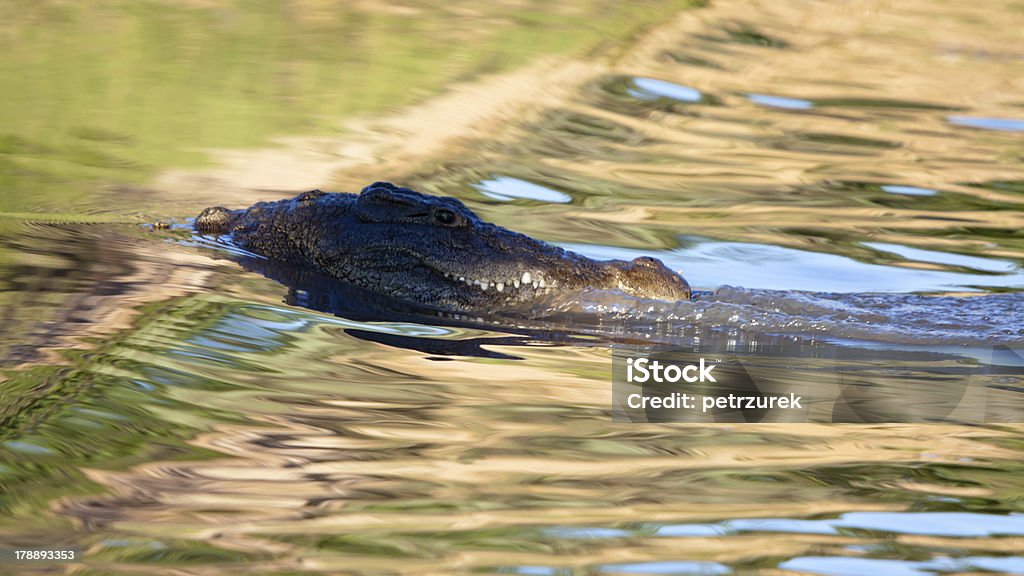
[448,272,552,293]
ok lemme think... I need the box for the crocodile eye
[434,208,457,225]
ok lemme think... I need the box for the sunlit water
[2,0,1024,574]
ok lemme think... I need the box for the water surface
[1,0,1023,574]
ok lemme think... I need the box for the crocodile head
[195,182,691,311]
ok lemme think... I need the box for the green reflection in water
[0,0,699,214]
[0,296,232,523]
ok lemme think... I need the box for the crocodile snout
[195,206,236,234]
[612,256,691,301]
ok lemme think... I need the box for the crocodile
[194,182,691,312]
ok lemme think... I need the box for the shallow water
[2,0,1024,574]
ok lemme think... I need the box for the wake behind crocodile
[541,286,1023,348]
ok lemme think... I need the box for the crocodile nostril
[296,190,325,203]
[363,191,415,207]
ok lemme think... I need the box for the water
[2,0,1024,574]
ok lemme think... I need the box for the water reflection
[780,556,1024,576]
[598,561,731,575]
[880,185,936,197]
[628,78,704,103]
[862,242,1020,274]
[746,93,812,110]
[947,115,1024,132]
[561,240,1024,293]
[474,177,574,204]
[653,511,1024,538]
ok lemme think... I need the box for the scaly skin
[195,182,691,311]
